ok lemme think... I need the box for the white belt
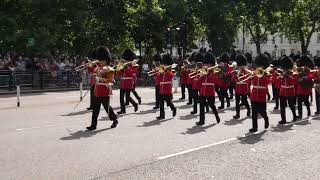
[96,83,113,86]
[252,85,266,89]
[202,83,215,86]
[236,82,247,85]
[160,81,172,85]
[122,77,132,80]
[281,85,294,89]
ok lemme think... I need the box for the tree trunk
[301,44,308,55]
[256,40,261,54]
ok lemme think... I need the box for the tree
[236,0,279,54]
[201,0,239,54]
[278,0,320,54]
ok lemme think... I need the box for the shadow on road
[179,114,198,120]
[312,116,320,120]
[269,110,280,114]
[224,117,249,126]
[60,128,111,140]
[181,123,216,135]
[238,130,267,144]
[177,104,193,109]
[61,110,91,116]
[138,118,174,127]
[136,109,157,115]
[295,119,311,126]
[271,124,294,132]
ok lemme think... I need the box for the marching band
[80,45,320,133]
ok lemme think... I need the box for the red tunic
[159,70,174,95]
[216,63,233,89]
[296,71,313,96]
[94,66,114,97]
[192,73,201,90]
[199,73,218,97]
[131,65,139,87]
[231,68,251,95]
[180,69,189,85]
[117,67,135,90]
[250,75,270,102]
[278,74,297,97]
[87,65,97,86]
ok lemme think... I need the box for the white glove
[95,77,100,83]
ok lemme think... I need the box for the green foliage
[277,0,320,54]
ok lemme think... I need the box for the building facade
[233,29,320,58]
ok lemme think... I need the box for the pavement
[1,87,320,180]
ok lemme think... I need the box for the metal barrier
[0,70,155,92]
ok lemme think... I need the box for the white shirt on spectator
[142,63,149,72]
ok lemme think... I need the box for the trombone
[115,59,139,71]
[147,64,177,76]
[75,58,100,72]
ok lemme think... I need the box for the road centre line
[158,118,310,160]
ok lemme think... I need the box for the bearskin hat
[279,55,294,70]
[95,46,112,62]
[194,52,204,63]
[235,54,247,66]
[203,52,216,65]
[298,55,314,68]
[315,57,320,67]
[189,52,197,62]
[153,53,162,62]
[162,54,173,65]
[264,52,272,62]
[87,48,96,59]
[292,54,300,62]
[244,53,252,64]
[255,54,270,69]
[219,52,230,63]
[122,49,136,61]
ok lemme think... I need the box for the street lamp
[274,44,278,59]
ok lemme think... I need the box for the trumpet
[115,59,138,71]
[75,59,100,72]
[148,64,177,76]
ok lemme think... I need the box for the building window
[281,49,286,56]
[317,34,320,43]
[317,51,320,57]
[272,37,276,44]
[280,36,284,44]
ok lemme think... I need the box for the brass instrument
[96,65,115,84]
[199,65,222,76]
[75,58,100,71]
[147,64,177,76]
[115,59,138,71]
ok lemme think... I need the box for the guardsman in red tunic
[156,54,177,120]
[231,54,251,119]
[189,53,203,114]
[247,54,271,133]
[314,57,320,115]
[296,55,314,119]
[149,54,162,109]
[180,58,191,100]
[196,52,220,126]
[86,46,118,130]
[126,62,141,105]
[277,56,297,124]
[86,49,97,110]
[271,61,281,110]
[117,49,138,114]
[216,53,232,109]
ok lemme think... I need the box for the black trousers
[126,88,140,105]
[235,94,250,116]
[155,86,160,108]
[316,90,320,113]
[192,89,199,113]
[181,84,186,98]
[160,94,176,118]
[199,96,219,123]
[217,88,230,108]
[280,96,296,122]
[273,86,280,108]
[229,84,234,98]
[297,95,311,117]
[120,89,137,112]
[187,84,193,104]
[251,102,268,130]
[91,96,116,128]
[89,85,95,108]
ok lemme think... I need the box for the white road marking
[250,148,256,152]
[157,138,237,160]
[55,96,77,99]
[15,124,53,131]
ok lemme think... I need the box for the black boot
[249,128,258,133]
[86,126,96,131]
[233,114,240,119]
[110,120,118,128]
[172,108,177,117]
